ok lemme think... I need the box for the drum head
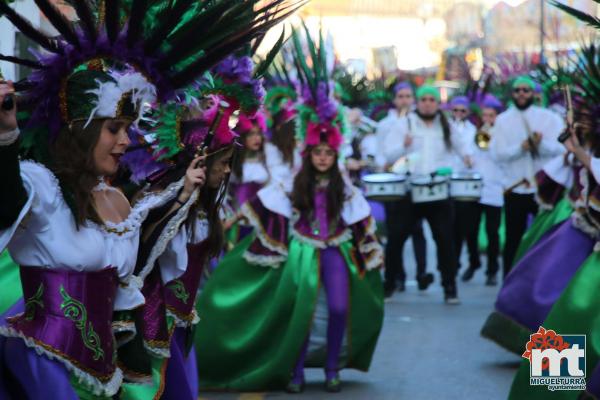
[451,172,482,181]
[362,173,406,184]
[411,175,448,185]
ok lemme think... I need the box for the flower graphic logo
[522,326,571,371]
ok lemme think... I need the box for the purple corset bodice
[2,266,118,383]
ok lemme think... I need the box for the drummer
[489,76,565,276]
[379,85,471,304]
[375,82,428,296]
[461,95,505,286]
[448,96,480,282]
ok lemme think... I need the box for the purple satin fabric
[4,267,118,382]
[0,300,78,400]
[164,241,209,325]
[293,188,347,240]
[535,170,565,207]
[233,182,264,207]
[140,268,170,352]
[161,328,199,400]
[495,220,594,330]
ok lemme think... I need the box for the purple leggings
[292,247,349,382]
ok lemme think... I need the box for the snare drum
[450,173,483,201]
[361,173,407,201]
[410,175,450,203]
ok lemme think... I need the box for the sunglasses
[513,87,532,94]
[452,108,468,114]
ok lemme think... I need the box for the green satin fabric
[0,250,22,315]
[194,234,384,391]
[513,198,573,265]
[119,356,168,400]
[508,252,600,399]
[477,209,506,252]
[225,221,240,251]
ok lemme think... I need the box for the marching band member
[375,82,429,296]
[448,95,481,280]
[489,76,565,276]
[379,86,471,304]
[462,95,505,285]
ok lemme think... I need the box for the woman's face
[207,147,234,188]
[310,143,336,173]
[244,128,263,152]
[93,119,131,176]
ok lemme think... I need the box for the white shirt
[231,158,270,185]
[462,124,505,207]
[378,111,469,175]
[0,161,183,311]
[489,105,565,194]
[264,142,301,191]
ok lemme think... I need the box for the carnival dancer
[480,92,592,356]
[0,65,192,398]
[379,85,470,303]
[265,106,301,189]
[0,1,300,398]
[461,95,505,285]
[507,96,600,400]
[489,76,565,276]
[448,95,481,279]
[117,89,240,400]
[375,82,429,296]
[193,26,384,393]
[227,111,270,241]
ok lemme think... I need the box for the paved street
[199,233,520,400]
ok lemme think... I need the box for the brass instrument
[474,123,491,150]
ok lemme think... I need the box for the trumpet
[475,124,492,150]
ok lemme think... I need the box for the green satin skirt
[513,198,573,265]
[0,250,22,315]
[194,234,384,391]
[508,251,600,399]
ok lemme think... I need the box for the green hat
[416,85,440,102]
[512,76,536,90]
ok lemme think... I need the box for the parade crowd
[1,0,600,399]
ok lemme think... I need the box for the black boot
[444,285,461,305]
[397,280,406,292]
[417,273,434,291]
[485,275,497,286]
[461,267,476,282]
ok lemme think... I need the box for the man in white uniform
[461,95,505,286]
[375,82,428,296]
[379,86,471,304]
[448,95,480,280]
[489,76,565,276]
